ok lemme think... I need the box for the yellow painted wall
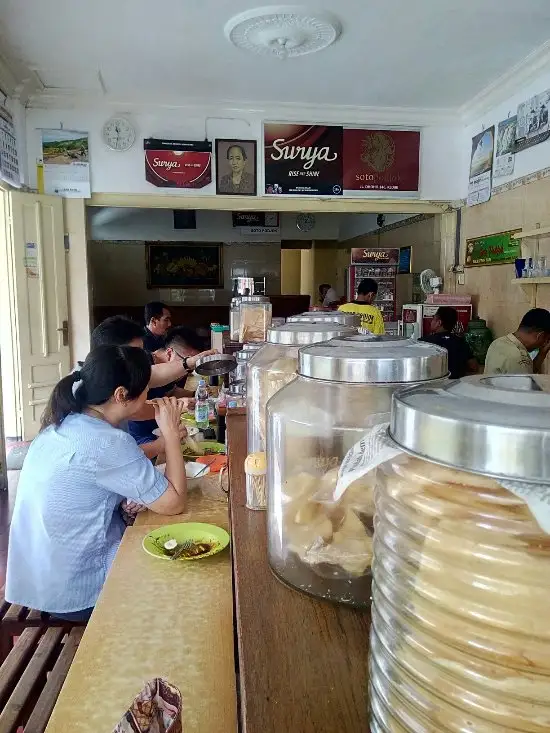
[443,177,550,342]
[281,249,301,294]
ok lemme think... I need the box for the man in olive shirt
[484,308,550,374]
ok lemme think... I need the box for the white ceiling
[2,0,550,112]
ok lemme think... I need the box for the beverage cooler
[400,302,472,338]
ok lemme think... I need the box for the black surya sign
[264,123,343,195]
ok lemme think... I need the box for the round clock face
[102,117,136,151]
[296,213,315,232]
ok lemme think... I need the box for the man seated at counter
[90,316,213,460]
[144,301,172,353]
[420,306,478,379]
[6,345,188,622]
[484,308,550,375]
[319,283,340,308]
[338,277,385,334]
[129,326,203,452]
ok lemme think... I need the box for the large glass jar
[266,336,448,607]
[370,374,550,732]
[287,311,361,328]
[247,323,358,455]
[229,296,241,342]
[239,297,272,343]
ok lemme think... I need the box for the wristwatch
[182,356,191,372]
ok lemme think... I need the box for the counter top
[46,483,237,733]
[226,412,371,733]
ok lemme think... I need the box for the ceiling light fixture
[225,5,342,60]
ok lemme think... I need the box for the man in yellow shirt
[339,277,385,334]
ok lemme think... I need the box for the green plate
[181,441,226,460]
[142,522,230,561]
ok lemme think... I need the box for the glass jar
[247,322,358,454]
[229,297,242,342]
[266,336,449,607]
[232,349,253,384]
[239,297,272,343]
[370,374,550,732]
[287,311,361,328]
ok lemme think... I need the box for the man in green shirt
[484,308,550,374]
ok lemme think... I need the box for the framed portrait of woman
[215,139,257,196]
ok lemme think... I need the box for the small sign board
[465,229,521,267]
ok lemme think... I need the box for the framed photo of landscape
[146,242,223,288]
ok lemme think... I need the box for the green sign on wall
[465,229,521,267]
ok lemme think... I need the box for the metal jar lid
[241,296,269,303]
[227,380,246,396]
[236,349,255,362]
[298,335,448,384]
[194,353,237,377]
[287,311,361,328]
[267,323,357,346]
[242,342,263,351]
[390,374,550,483]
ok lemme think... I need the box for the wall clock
[296,213,316,232]
[102,116,136,151]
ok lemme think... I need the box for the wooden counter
[226,412,371,733]
[46,482,237,733]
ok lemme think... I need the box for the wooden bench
[0,593,86,664]
[0,626,84,733]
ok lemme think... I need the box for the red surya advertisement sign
[264,123,343,195]
[144,139,212,189]
[351,248,399,264]
[343,129,420,192]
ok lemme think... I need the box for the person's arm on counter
[147,398,188,515]
[149,349,217,388]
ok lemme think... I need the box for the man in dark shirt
[420,306,478,379]
[128,326,203,451]
[143,301,172,352]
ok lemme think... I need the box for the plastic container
[266,336,448,607]
[194,379,209,429]
[370,374,550,733]
[239,297,272,343]
[247,323,357,456]
[287,311,361,328]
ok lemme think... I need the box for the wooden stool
[0,592,86,664]
[0,626,84,733]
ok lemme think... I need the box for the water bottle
[194,379,209,429]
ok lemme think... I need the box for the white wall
[88,208,339,241]
[463,67,550,197]
[25,105,465,201]
[338,213,415,241]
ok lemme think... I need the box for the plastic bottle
[194,379,210,429]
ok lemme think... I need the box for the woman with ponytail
[6,345,188,622]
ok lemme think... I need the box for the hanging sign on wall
[343,129,420,193]
[351,247,399,265]
[264,123,343,195]
[467,126,494,207]
[0,105,20,188]
[144,139,212,189]
[41,129,91,198]
[464,229,521,267]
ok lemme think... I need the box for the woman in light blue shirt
[6,344,188,622]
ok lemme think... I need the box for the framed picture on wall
[146,242,223,288]
[215,139,257,196]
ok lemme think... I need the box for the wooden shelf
[513,226,550,240]
[511,277,550,285]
